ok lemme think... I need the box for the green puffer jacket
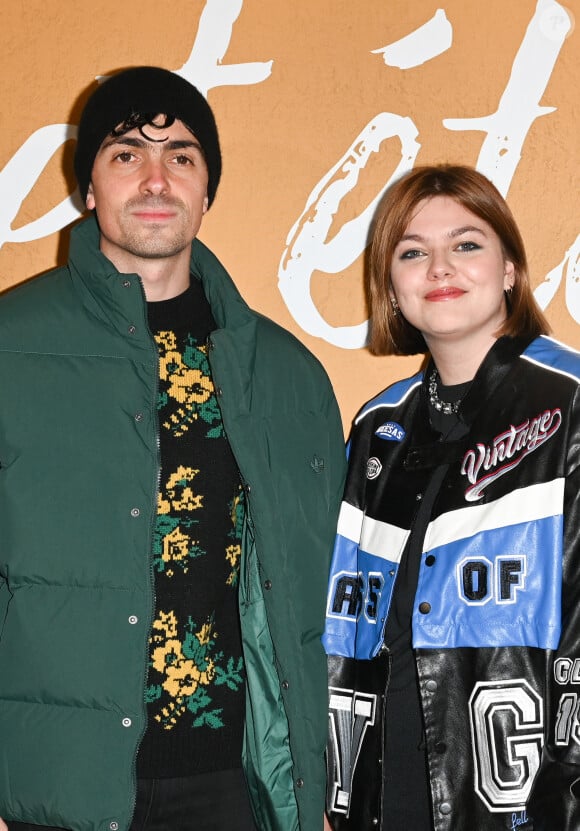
[0,217,346,831]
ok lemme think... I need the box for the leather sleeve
[528,386,580,828]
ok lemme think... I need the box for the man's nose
[140,158,169,195]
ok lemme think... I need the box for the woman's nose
[427,249,455,279]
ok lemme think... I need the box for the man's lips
[425,287,466,301]
[131,210,176,221]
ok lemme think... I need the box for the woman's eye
[400,249,423,260]
[457,241,481,252]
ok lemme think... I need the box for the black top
[137,279,245,778]
[382,377,471,831]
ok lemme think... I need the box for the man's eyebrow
[166,139,203,152]
[100,136,203,152]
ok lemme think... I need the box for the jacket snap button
[418,602,431,614]
[134,412,143,422]
[439,802,452,815]
[110,823,119,831]
[435,741,447,754]
[122,717,132,727]
[128,325,136,335]
[281,680,289,690]
[216,387,223,396]
[264,579,272,590]
[425,555,436,567]
[426,679,437,693]
[122,280,131,288]
[128,615,138,625]
[296,778,304,788]
[130,508,140,517]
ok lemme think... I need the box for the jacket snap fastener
[296,778,304,788]
[439,802,452,815]
[425,679,437,692]
[122,280,131,288]
[425,555,436,567]
[134,412,143,422]
[128,615,138,625]
[281,680,289,690]
[122,717,132,727]
[110,823,119,831]
[130,508,140,517]
[128,325,136,335]
[264,579,272,590]
[418,601,431,614]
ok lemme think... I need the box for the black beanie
[74,66,221,207]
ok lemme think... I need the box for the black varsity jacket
[323,335,580,831]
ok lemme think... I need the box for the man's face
[86,116,209,270]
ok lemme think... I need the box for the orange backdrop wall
[1,0,578,430]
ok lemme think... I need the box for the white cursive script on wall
[278,0,576,348]
[0,1,576,350]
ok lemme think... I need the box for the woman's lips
[425,287,466,301]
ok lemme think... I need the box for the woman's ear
[504,260,515,291]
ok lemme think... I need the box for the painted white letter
[0,124,80,251]
[176,0,272,95]
[372,9,452,69]
[444,0,572,196]
[278,114,420,349]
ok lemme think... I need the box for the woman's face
[390,195,515,356]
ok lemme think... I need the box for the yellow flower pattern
[144,322,245,733]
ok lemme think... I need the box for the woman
[323,165,580,830]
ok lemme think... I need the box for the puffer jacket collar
[68,214,255,340]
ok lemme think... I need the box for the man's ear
[202,194,209,215]
[86,182,95,211]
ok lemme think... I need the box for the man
[0,66,345,831]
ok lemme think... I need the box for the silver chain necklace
[428,368,461,415]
